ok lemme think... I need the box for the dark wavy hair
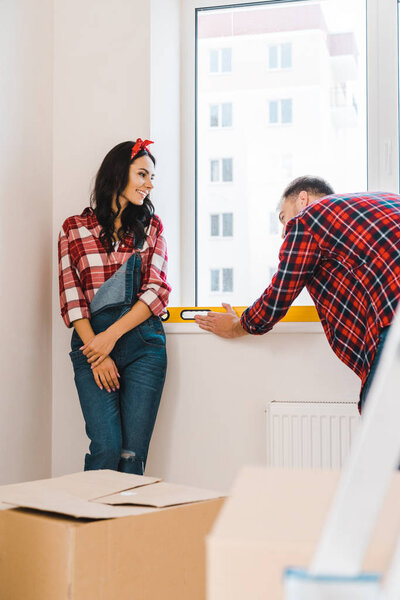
[90,140,155,253]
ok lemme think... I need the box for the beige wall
[52,0,152,475]
[53,325,360,489]
[0,0,53,483]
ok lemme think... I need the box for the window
[210,102,233,127]
[222,213,233,237]
[210,269,220,292]
[210,213,234,237]
[268,99,293,124]
[210,158,233,182]
[268,43,292,69]
[210,268,234,292]
[210,214,220,236]
[183,0,395,308]
[209,48,232,73]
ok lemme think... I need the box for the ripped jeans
[69,252,167,474]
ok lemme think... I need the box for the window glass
[221,48,232,72]
[210,159,220,182]
[197,1,367,306]
[222,158,233,182]
[281,99,292,124]
[222,268,233,292]
[281,43,292,68]
[209,49,219,72]
[211,214,220,236]
[222,213,233,237]
[210,104,219,127]
[269,45,278,69]
[211,269,220,291]
[222,103,233,127]
[269,100,278,124]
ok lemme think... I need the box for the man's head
[278,175,334,237]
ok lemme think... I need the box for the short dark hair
[282,176,334,202]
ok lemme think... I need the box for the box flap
[0,470,162,519]
[94,481,225,508]
[0,471,224,519]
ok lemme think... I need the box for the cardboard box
[0,470,225,600]
[207,467,400,600]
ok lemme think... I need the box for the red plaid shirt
[241,193,400,391]
[58,208,170,328]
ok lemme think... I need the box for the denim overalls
[69,250,167,474]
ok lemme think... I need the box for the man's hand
[92,356,120,392]
[194,303,248,338]
[80,329,119,367]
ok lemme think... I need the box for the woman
[58,139,170,474]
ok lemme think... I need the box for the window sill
[164,321,323,334]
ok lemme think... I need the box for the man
[195,176,400,410]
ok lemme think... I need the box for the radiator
[266,401,361,469]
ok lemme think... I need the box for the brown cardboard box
[0,470,225,600]
[207,467,400,600]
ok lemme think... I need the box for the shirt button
[121,244,125,248]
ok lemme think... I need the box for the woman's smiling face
[120,155,155,207]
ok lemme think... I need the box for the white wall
[52,0,152,475]
[150,0,181,305]
[53,325,360,490]
[0,0,53,484]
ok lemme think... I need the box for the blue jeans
[359,326,390,412]
[69,252,167,474]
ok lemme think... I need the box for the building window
[210,103,233,128]
[222,213,233,236]
[209,48,232,73]
[210,158,233,182]
[210,214,220,236]
[210,268,234,292]
[210,269,220,292]
[268,43,292,69]
[268,99,293,124]
[210,213,234,237]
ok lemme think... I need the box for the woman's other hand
[92,356,120,392]
[80,330,118,367]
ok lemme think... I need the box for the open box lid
[0,470,224,520]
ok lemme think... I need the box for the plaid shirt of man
[240,192,400,394]
[58,208,170,328]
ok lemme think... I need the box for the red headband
[131,138,154,160]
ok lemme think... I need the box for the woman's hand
[92,356,120,392]
[80,329,119,367]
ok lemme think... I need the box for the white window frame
[267,98,293,125]
[268,42,292,70]
[208,47,233,74]
[180,0,399,306]
[209,267,234,293]
[210,212,234,238]
[209,102,233,128]
[209,157,234,183]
